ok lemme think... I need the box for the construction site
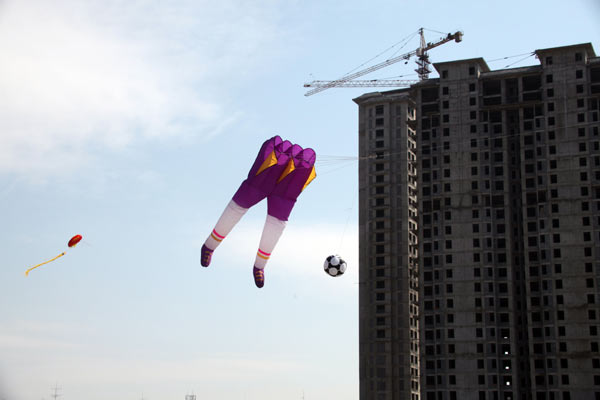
[308,29,600,400]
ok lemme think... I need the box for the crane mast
[304,28,462,96]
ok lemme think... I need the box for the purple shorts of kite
[232,135,316,221]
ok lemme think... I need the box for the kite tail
[25,252,66,276]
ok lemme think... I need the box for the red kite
[25,234,83,276]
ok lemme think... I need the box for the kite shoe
[253,266,265,288]
[200,244,214,267]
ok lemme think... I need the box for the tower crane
[303,28,463,96]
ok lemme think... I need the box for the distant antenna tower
[50,384,61,400]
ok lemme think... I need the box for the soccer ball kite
[324,254,347,277]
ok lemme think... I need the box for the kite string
[337,174,358,254]
[313,153,360,254]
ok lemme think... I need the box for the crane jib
[304,29,463,96]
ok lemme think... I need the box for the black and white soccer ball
[324,255,347,277]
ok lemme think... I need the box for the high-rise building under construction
[355,43,600,400]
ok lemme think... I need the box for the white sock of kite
[204,200,248,250]
[254,215,287,269]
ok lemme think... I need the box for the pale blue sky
[1,1,599,399]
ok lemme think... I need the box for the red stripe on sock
[258,248,271,257]
[212,229,225,239]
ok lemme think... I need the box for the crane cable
[341,30,420,78]
[487,52,536,63]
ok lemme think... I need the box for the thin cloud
[0,319,91,350]
[0,0,286,179]
[1,352,306,399]
[0,333,79,350]
[48,354,303,384]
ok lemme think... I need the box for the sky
[1,0,599,399]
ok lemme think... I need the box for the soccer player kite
[200,136,316,288]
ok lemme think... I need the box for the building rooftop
[354,43,598,99]
[535,42,596,58]
[482,65,541,79]
[353,88,411,105]
[433,57,491,73]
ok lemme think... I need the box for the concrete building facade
[355,43,600,400]
[357,89,420,400]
